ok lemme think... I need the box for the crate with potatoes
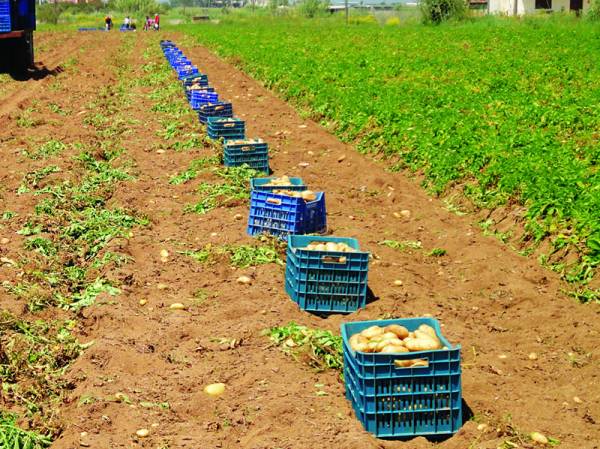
[341,318,462,438]
[247,189,326,240]
[207,117,245,140]
[198,101,233,124]
[250,175,306,193]
[224,139,270,173]
[285,235,369,314]
[190,88,218,110]
[183,74,210,102]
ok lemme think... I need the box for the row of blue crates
[159,40,462,440]
[161,40,271,174]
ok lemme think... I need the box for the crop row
[182,16,600,299]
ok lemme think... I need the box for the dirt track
[0,31,599,449]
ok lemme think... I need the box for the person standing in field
[105,15,112,30]
[144,15,150,31]
[124,16,131,29]
[154,13,160,31]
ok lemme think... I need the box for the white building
[487,0,591,14]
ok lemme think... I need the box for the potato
[417,324,438,339]
[373,339,390,352]
[404,336,442,352]
[325,242,338,252]
[414,329,439,342]
[384,324,409,340]
[301,190,317,202]
[204,383,226,396]
[380,344,409,353]
[360,326,384,339]
[349,333,369,352]
[394,359,416,368]
[411,359,429,367]
[366,341,380,352]
[380,332,402,341]
[414,330,442,349]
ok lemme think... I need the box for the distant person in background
[144,15,150,31]
[154,13,160,31]
[105,15,112,31]
[124,16,131,29]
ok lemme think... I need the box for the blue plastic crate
[341,318,462,438]
[224,139,269,172]
[247,190,326,240]
[345,372,462,438]
[250,176,306,192]
[177,66,199,80]
[207,117,245,140]
[184,84,213,103]
[185,84,211,102]
[341,318,461,378]
[198,102,233,124]
[191,90,218,110]
[0,14,10,33]
[182,73,209,87]
[285,235,368,313]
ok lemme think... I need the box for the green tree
[110,0,162,14]
[298,0,328,18]
[419,0,467,24]
[587,0,600,20]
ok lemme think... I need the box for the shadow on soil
[366,287,378,305]
[1,62,63,81]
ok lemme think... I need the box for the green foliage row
[182,16,600,294]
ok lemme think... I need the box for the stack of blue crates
[247,190,326,240]
[341,318,462,439]
[207,117,245,140]
[285,235,369,314]
[199,102,233,124]
[0,0,11,33]
[224,139,269,172]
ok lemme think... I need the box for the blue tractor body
[0,0,36,72]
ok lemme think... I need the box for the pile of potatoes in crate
[301,241,356,253]
[349,323,446,357]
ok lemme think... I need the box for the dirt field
[1,31,599,449]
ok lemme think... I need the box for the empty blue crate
[250,176,306,192]
[341,318,462,439]
[224,139,269,172]
[285,235,369,314]
[199,102,233,124]
[247,190,326,240]
[207,117,245,140]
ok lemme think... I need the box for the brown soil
[0,31,599,449]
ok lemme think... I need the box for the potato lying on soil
[348,324,444,367]
[302,241,356,252]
